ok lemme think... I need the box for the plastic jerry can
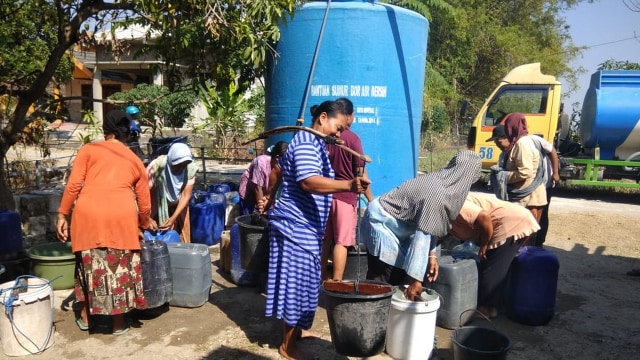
[505,246,559,325]
[429,255,478,329]
[167,243,212,307]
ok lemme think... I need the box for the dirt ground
[1,188,639,360]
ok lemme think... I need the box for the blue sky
[560,0,640,110]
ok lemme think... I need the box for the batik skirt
[74,248,147,315]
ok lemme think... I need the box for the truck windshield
[483,86,549,126]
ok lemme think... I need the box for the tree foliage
[421,0,593,133]
[108,84,197,135]
[598,59,640,70]
[0,0,297,210]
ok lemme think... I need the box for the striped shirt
[269,131,334,243]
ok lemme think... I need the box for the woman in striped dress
[262,100,370,360]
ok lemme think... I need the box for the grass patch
[419,147,464,173]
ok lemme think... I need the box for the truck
[464,62,640,188]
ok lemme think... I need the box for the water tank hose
[296,0,332,126]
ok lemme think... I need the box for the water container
[265,0,429,196]
[343,243,367,281]
[190,191,226,245]
[28,242,75,290]
[207,183,231,194]
[140,240,173,308]
[143,229,182,243]
[580,70,640,160]
[505,246,559,326]
[322,280,394,357]
[0,277,54,356]
[219,230,231,273]
[429,255,478,329]
[235,214,270,273]
[229,223,258,286]
[167,243,212,307]
[386,288,440,360]
[0,252,30,284]
[0,210,23,253]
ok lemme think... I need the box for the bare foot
[278,344,296,360]
[299,329,320,340]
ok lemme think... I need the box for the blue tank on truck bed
[580,70,640,162]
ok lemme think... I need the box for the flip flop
[112,321,130,336]
[76,318,91,331]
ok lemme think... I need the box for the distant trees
[395,0,593,134]
[0,0,297,210]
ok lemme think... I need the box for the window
[482,86,549,126]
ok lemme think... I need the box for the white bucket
[386,289,440,360]
[0,277,55,356]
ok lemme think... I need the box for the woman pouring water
[258,100,370,360]
[146,143,198,242]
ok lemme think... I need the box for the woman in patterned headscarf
[361,150,481,301]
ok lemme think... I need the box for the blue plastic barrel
[505,246,559,326]
[229,223,258,286]
[189,191,226,246]
[580,70,640,160]
[140,240,173,308]
[0,210,23,253]
[265,0,429,196]
[143,229,182,243]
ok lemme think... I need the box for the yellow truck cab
[466,63,562,169]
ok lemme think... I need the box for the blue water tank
[505,246,559,326]
[265,0,429,196]
[580,70,640,160]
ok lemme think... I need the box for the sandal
[76,318,91,331]
[112,320,130,336]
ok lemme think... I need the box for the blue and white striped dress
[265,131,334,329]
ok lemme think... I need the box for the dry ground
[1,189,639,360]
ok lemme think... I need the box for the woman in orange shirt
[56,110,156,335]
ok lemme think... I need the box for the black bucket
[322,280,394,357]
[342,243,368,281]
[235,214,269,273]
[451,326,512,360]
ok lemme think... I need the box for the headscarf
[103,110,130,138]
[503,113,529,155]
[163,143,193,203]
[378,150,481,236]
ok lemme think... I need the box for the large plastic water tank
[265,0,429,196]
[580,70,640,160]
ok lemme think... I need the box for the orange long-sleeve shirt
[58,141,152,252]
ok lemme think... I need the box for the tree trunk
[0,153,16,211]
